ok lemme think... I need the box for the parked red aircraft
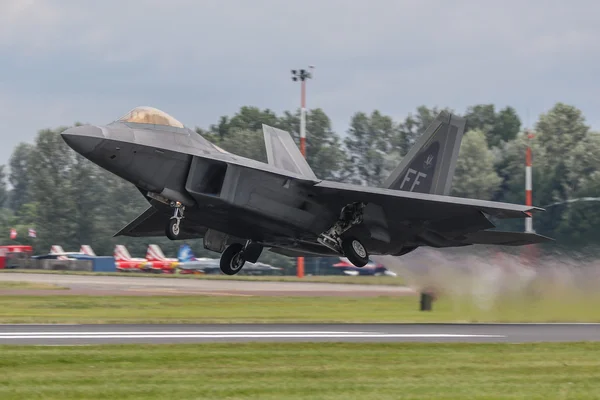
[145,244,178,273]
[113,245,150,272]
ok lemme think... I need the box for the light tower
[291,66,314,278]
[291,67,313,157]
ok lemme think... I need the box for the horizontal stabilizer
[262,124,317,180]
[459,230,554,246]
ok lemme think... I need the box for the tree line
[0,102,597,268]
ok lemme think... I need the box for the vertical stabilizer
[80,245,96,256]
[114,245,132,261]
[50,245,65,254]
[146,244,166,261]
[178,244,195,262]
[382,111,466,195]
[262,124,318,179]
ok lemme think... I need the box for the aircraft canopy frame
[116,106,185,128]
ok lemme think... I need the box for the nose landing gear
[166,201,185,240]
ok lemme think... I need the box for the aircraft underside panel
[184,158,333,240]
[456,230,553,246]
[114,203,207,239]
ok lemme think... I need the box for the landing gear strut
[317,202,369,267]
[166,201,185,240]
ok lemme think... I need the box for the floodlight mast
[291,67,313,157]
[291,66,314,278]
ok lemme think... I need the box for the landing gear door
[204,229,229,253]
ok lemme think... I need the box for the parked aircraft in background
[145,244,178,273]
[62,107,552,276]
[80,245,96,256]
[176,243,220,274]
[33,245,98,260]
[177,244,282,275]
[332,257,397,277]
[113,245,150,272]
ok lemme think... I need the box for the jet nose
[61,125,105,155]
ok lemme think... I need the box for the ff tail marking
[383,112,464,195]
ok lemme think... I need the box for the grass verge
[0,281,66,290]
[0,342,599,400]
[0,269,404,286]
[1,293,600,324]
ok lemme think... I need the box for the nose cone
[61,125,105,155]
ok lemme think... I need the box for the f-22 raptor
[61,106,552,275]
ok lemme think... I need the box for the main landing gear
[219,241,263,275]
[317,202,370,267]
[166,201,185,240]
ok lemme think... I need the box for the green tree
[278,108,346,180]
[549,131,600,246]
[451,129,502,200]
[0,166,7,208]
[225,106,280,133]
[8,143,33,212]
[210,128,267,163]
[28,127,76,251]
[492,106,521,144]
[535,103,589,204]
[399,106,453,154]
[344,110,398,186]
[464,104,521,148]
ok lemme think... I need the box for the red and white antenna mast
[291,66,314,278]
[525,130,535,233]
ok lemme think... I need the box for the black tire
[166,219,180,240]
[341,237,369,267]
[220,243,246,275]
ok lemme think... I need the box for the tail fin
[382,111,466,195]
[177,244,195,262]
[114,245,132,261]
[50,245,69,260]
[80,245,95,256]
[50,245,65,254]
[146,244,166,261]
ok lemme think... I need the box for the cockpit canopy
[116,106,185,128]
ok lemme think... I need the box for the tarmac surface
[0,272,414,297]
[0,323,598,345]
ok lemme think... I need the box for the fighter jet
[61,106,552,275]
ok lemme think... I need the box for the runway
[0,323,598,345]
[0,272,413,297]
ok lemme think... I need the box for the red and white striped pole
[522,130,538,266]
[525,131,534,233]
[300,79,307,156]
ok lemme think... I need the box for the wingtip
[528,206,545,213]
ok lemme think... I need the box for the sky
[1,0,600,166]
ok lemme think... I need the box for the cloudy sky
[1,0,599,166]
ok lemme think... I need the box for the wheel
[220,243,246,275]
[166,219,180,240]
[341,237,369,267]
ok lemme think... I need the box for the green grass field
[0,342,598,399]
[0,281,66,290]
[1,293,599,324]
[0,269,404,285]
